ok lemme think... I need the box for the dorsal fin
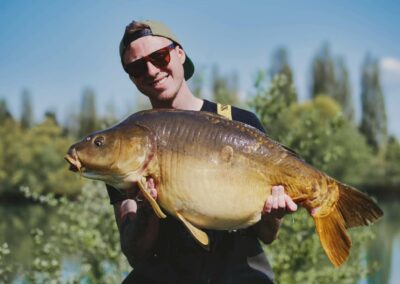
[280,144,305,161]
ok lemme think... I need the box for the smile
[151,75,169,87]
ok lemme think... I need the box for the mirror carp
[65,109,383,267]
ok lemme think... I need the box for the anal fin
[138,177,166,219]
[176,212,209,250]
[314,209,351,267]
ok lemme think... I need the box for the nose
[146,61,160,77]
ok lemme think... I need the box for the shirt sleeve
[106,184,127,204]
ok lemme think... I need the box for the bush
[0,117,83,198]
[19,183,130,283]
[264,209,376,284]
[250,73,378,282]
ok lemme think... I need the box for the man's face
[123,36,186,102]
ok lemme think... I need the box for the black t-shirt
[110,100,274,284]
[201,99,265,133]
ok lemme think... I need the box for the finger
[272,185,284,196]
[285,195,298,212]
[149,186,158,200]
[278,194,286,208]
[147,177,155,189]
[146,178,158,199]
[263,196,273,213]
[272,196,279,210]
[120,199,138,220]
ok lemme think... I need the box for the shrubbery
[2,184,130,283]
[1,73,394,282]
[251,74,379,283]
[0,117,83,198]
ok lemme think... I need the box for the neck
[150,81,203,111]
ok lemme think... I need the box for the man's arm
[111,182,160,267]
[253,185,297,244]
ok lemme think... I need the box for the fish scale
[65,109,383,267]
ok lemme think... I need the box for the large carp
[65,109,383,267]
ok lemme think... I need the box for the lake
[1,195,399,283]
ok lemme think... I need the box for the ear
[176,46,186,64]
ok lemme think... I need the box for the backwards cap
[119,20,195,80]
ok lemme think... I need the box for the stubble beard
[146,78,185,106]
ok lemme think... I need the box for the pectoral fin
[176,212,209,249]
[138,177,166,219]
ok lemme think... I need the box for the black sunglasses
[123,43,176,78]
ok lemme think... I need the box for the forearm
[253,215,283,244]
[113,201,159,266]
[255,185,297,244]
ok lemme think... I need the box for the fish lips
[64,148,82,173]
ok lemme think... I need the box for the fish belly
[157,151,270,230]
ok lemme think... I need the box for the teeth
[152,76,168,86]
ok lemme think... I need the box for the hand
[262,185,297,219]
[117,179,161,263]
[120,178,158,221]
[120,199,138,221]
[135,177,158,202]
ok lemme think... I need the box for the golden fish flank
[65,109,383,267]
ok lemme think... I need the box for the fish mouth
[64,148,82,173]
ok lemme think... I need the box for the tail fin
[313,181,383,267]
[336,183,383,229]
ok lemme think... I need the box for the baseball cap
[119,20,195,80]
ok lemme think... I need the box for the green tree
[20,184,130,282]
[265,209,374,284]
[311,43,336,99]
[20,89,34,129]
[0,116,83,197]
[311,45,355,122]
[334,57,354,121]
[359,54,388,151]
[44,110,58,125]
[78,88,98,139]
[250,73,376,282]
[251,74,372,183]
[0,243,12,283]
[0,119,23,197]
[0,98,13,124]
[269,47,297,104]
[250,72,297,137]
[383,136,400,188]
[0,203,60,281]
[211,65,239,105]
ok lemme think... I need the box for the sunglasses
[124,43,176,78]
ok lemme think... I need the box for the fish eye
[94,136,104,147]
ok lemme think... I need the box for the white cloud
[380,57,400,89]
[380,57,400,73]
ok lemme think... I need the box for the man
[107,20,297,284]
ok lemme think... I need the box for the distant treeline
[0,43,399,199]
[0,43,397,283]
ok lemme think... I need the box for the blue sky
[1,0,399,137]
